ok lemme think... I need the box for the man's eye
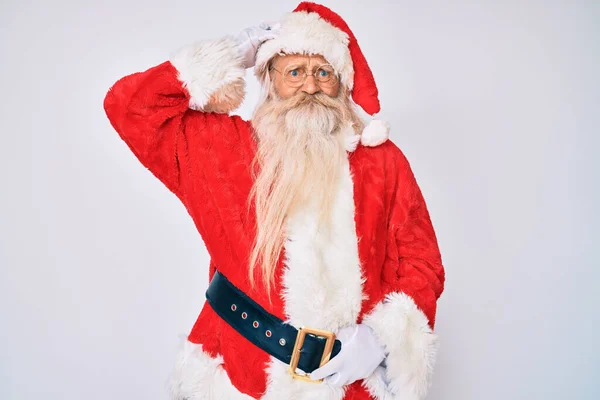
[319,69,329,77]
[290,69,299,77]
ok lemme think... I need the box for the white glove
[234,21,281,68]
[308,324,387,387]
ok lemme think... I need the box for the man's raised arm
[103,25,277,194]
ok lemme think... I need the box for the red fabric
[103,61,444,399]
[293,2,381,115]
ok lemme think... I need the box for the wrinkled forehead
[270,53,331,69]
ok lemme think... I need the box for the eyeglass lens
[283,65,338,87]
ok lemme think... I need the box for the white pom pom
[361,119,390,147]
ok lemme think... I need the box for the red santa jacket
[104,36,445,400]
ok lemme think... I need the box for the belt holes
[253,321,259,328]
[241,312,247,319]
[265,330,272,337]
[231,304,237,311]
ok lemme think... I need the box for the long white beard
[247,89,361,294]
[252,91,348,221]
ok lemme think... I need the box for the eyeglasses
[269,64,339,88]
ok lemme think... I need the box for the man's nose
[301,75,320,95]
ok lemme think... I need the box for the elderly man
[104,2,445,399]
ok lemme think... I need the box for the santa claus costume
[103,2,445,399]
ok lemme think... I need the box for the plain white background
[1,0,598,399]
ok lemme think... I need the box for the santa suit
[104,11,445,400]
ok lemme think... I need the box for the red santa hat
[254,1,390,149]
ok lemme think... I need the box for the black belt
[205,270,341,376]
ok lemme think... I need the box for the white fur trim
[259,156,365,399]
[360,119,390,147]
[170,36,246,111]
[255,11,354,89]
[361,365,395,400]
[281,156,366,331]
[344,133,361,152]
[342,121,361,152]
[361,292,439,400]
[167,336,254,400]
[261,356,347,399]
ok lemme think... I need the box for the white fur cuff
[361,292,439,400]
[169,36,246,112]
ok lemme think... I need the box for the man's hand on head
[235,21,281,69]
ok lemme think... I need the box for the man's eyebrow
[283,61,329,71]
[283,62,308,69]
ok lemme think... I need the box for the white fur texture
[255,11,354,90]
[360,119,390,147]
[361,365,395,400]
[280,156,366,332]
[167,335,254,400]
[170,36,246,111]
[259,156,366,399]
[261,356,348,400]
[361,292,439,400]
[342,121,361,152]
[344,133,361,152]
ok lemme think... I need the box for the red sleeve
[362,143,445,400]
[103,36,255,273]
[103,35,247,197]
[388,147,445,328]
[103,61,190,195]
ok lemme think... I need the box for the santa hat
[254,1,390,149]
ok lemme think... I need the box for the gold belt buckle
[289,326,336,383]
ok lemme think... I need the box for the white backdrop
[1,1,598,399]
